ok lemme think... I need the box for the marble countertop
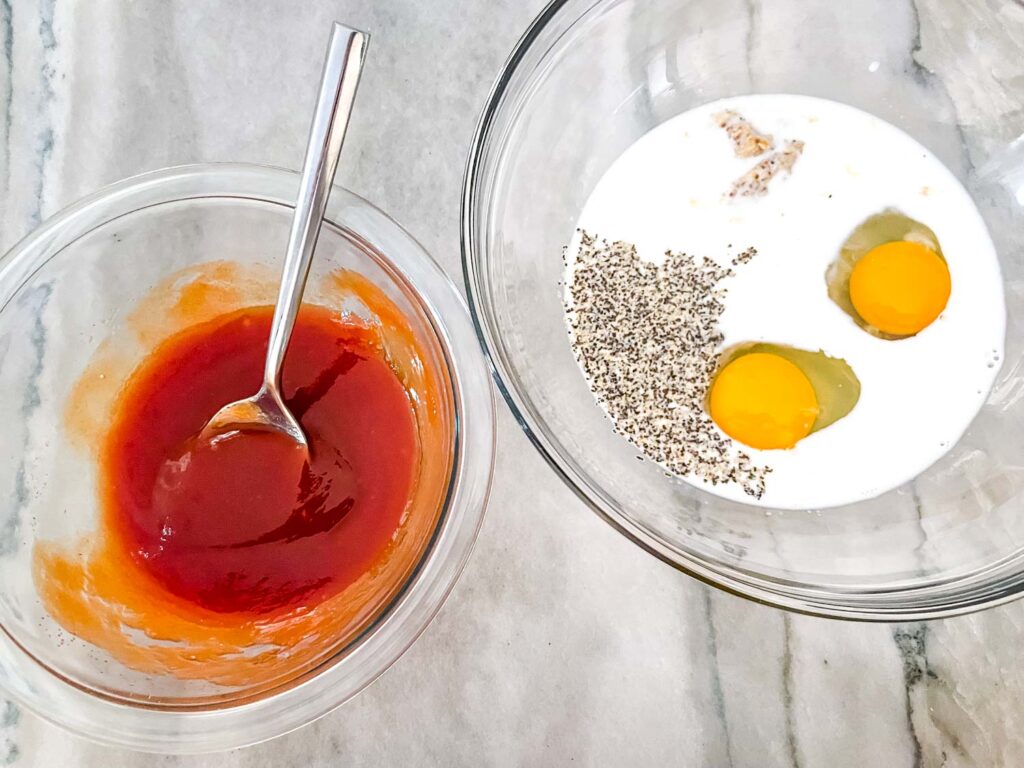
[1,1,1022,766]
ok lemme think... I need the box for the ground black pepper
[564,231,770,498]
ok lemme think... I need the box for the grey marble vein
[780,616,800,768]
[1,0,12,205]
[894,623,934,768]
[699,590,734,766]
[4,283,49,556]
[0,702,19,767]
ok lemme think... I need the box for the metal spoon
[201,23,368,450]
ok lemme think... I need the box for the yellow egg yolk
[848,241,951,336]
[709,352,820,450]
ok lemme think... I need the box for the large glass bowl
[462,0,1024,619]
[0,164,495,751]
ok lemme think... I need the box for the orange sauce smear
[33,263,452,690]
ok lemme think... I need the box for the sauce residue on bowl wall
[33,262,453,690]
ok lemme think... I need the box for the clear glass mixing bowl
[0,164,495,751]
[462,0,1024,619]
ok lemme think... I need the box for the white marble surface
[1,1,1024,766]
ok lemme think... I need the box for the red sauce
[35,266,451,687]
[105,305,418,616]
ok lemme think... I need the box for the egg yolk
[709,352,820,450]
[848,241,951,336]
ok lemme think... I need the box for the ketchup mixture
[105,305,418,616]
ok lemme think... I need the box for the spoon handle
[264,23,368,391]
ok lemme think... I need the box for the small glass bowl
[462,0,1024,619]
[0,164,495,751]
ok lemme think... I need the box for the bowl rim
[459,0,1024,622]
[0,162,496,752]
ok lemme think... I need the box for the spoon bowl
[201,385,307,449]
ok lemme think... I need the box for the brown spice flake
[565,231,770,498]
[714,110,775,158]
[727,139,805,198]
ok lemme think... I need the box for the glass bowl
[0,164,495,751]
[462,0,1024,619]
